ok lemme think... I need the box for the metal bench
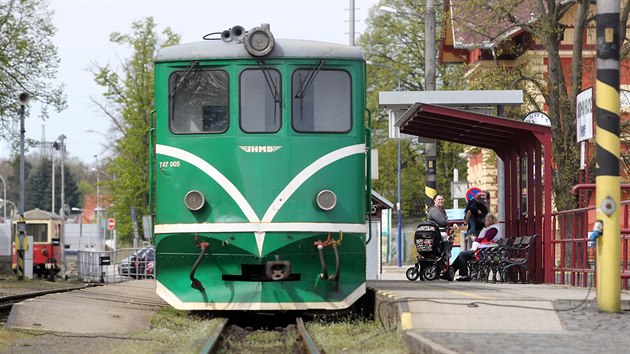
[469,237,510,282]
[498,235,539,283]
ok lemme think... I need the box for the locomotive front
[152,25,368,310]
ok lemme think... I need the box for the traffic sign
[465,187,481,201]
[107,218,116,230]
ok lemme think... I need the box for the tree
[0,0,66,147]
[23,156,79,213]
[92,17,180,245]
[449,0,628,210]
[359,0,469,216]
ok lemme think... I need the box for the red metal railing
[550,201,630,289]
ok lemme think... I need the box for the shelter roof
[395,103,551,153]
[371,190,393,210]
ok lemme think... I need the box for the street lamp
[85,128,107,137]
[18,93,30,216]
[0,199,17,219]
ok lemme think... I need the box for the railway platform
[370,265,630,354]
[6,269,630,353]
[7,280,167,334]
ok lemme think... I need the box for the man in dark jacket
[464,191,488,237]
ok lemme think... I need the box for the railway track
[200,317,322,354]
[0,284,93,312]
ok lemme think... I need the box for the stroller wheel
[423,265,438,281]
[406,267,420,281]
[445,266,455,281]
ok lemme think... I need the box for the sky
[2,0,380,164]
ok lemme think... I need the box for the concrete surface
[371,265,630,354]
[7,280,167,334]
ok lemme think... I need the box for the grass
[308,318,408,354]
[112,307,223,353]
[0,327,31,348]
[0,306,408,353]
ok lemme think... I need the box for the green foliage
[360,0,468,216]
[1,154,80,214]
[23,156,79,213]
[4,157,31,210]
[92,17,180,245]
[450,0,617,210]
[0,0,67,148]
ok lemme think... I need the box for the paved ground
[6,267,630,353]
[7,280,167,334]
[371,265,630,354]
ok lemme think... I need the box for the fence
[75,247,154,283]
[551,201,630,289]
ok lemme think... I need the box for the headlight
[243,24,275,57]
[316,190,337,211]
[184,190,205,211]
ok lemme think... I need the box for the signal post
[15,215,27,280]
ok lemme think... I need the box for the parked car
[119,247,155,278]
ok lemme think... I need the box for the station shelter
[395,103,553,283]
[367,190,393,280]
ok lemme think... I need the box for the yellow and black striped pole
[595,0,621,313]
[16,215,26,281]
[16,249,24,280]
[425,142,437,210]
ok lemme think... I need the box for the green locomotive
[151,24,369,310]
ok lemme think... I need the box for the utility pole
[17,92,30,281]
[349,0,355,46]
[424,0,437,210]
[595,0,621,313]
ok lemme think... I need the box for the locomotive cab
[152,24,368,311]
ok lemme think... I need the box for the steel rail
[296,317,321,354]
[0,284,93,310]
[199,318,229,354]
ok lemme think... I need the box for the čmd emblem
[239,146,283,153]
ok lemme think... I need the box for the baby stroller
[406,221,454,281]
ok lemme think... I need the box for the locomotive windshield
[240,68,281,133]
[169,69,229,134]
[292,69,351,133]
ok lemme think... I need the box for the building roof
[446,0,536,49]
